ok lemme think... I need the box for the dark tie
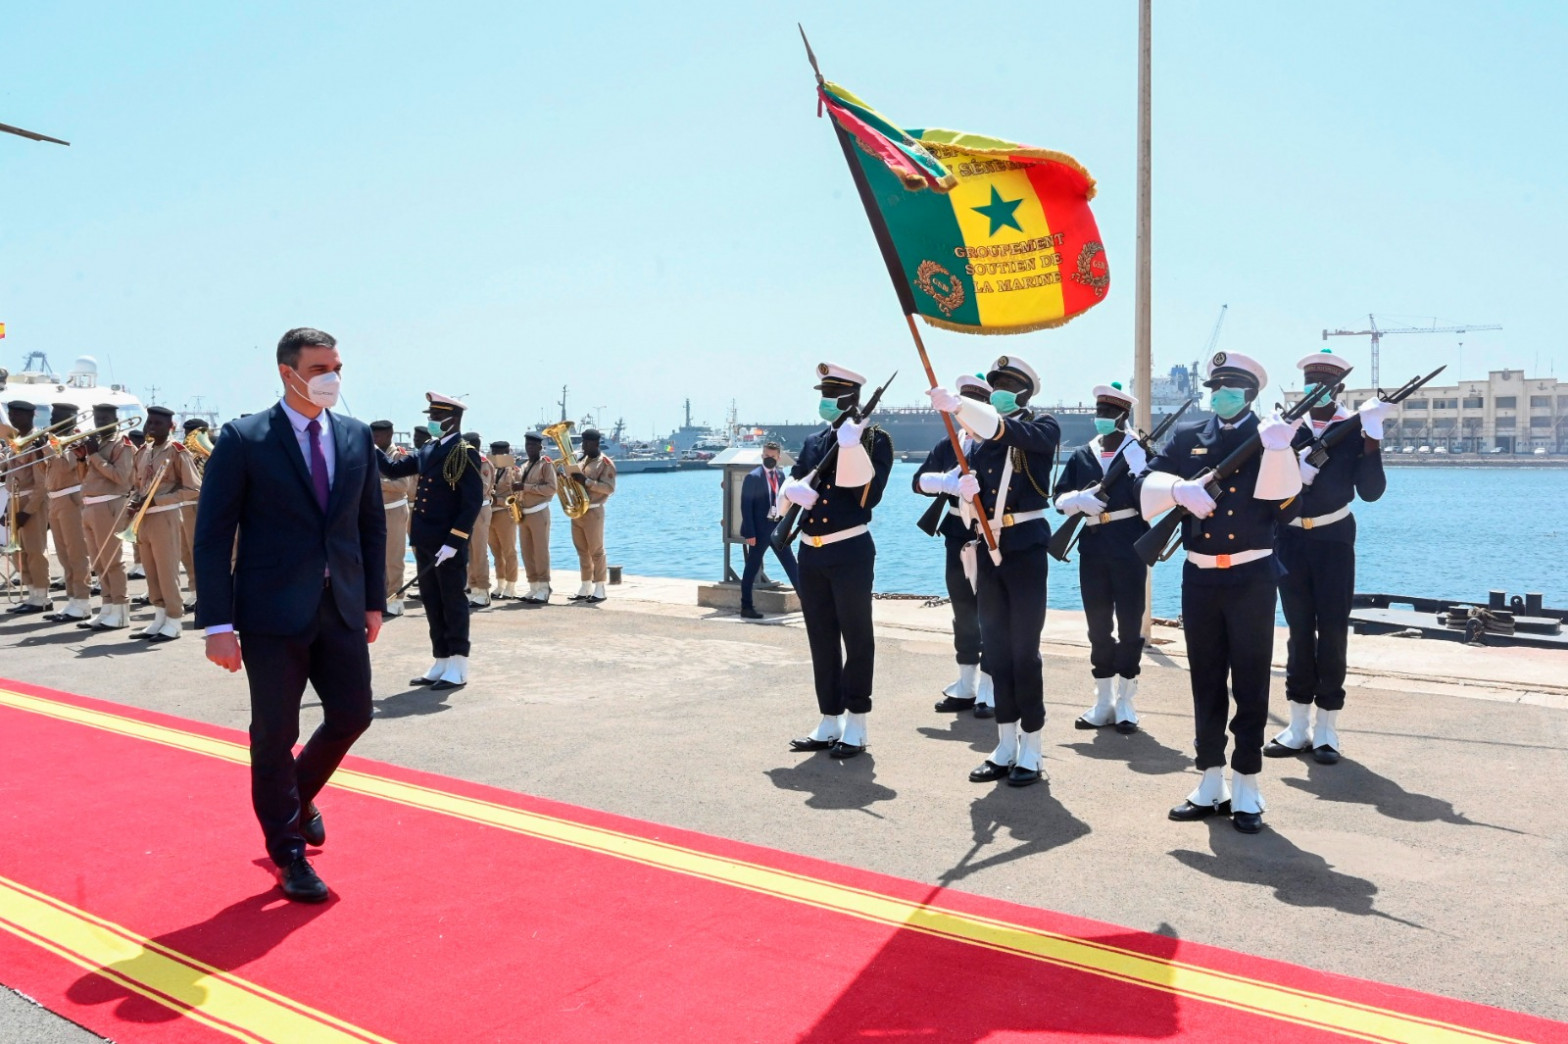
[306,418,330,512]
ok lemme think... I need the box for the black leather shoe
[788,736,836,752]
[128,631,156,641]
[968,760,1011,783]
[409,675,437,686]
[1232,811,1264,834]
[1074,715,1111,730]
[149,632,180,643]
[1115,719,1139,734]
[933,695,977,713]
[278,857,329,903]
[739,607,763,620]
[1006,765,1042,787]
[75,619,97,629]
[429,679,465,692]
[1263,739,1309,758]
[828,741,865,759]
[973,704,995,719]
[6,603,47,615]
[300,804,325,847]
[1169,799,1231,821]
[1312,745,1341,765]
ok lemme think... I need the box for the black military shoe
[788,736,836,753]
[828,741,865,759]
[1232,811,1264,834]
[933,696,977,713]
[1074,715,1111,730]
[409,675,437,686]
[1263,739,1309,758]
[1169,799,1231,822]
[1006,765,1043,787]
[973,704,995,719]
[278,857,329,903]
[1114,719,1139,735]
[968,760,1011,783]
[1311,745,1341,765]
[301,803,325,847]
[739,607,763,620]
[6,603,46,615]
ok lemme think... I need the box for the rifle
[1047,396,1196,563]
[1302,365,1446,469]
[770,371,896,556]
[1132,375,1346,567]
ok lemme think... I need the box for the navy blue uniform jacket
[790,424,895,543]
[1052,437,1151,561]
[195,404,387,636]
[379,435,485,552]
[739,465,785,541]
[912,437,974,546]
[967,409,1060,554]
[1288,416,1385,544]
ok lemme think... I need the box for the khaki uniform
[486,462,521,586]
[81,438,135,607]
[44,453,92,601]
[571,454,617,582]
[467,456,497,592]
[179,457,203,594]
[5,440,51,591]
[132,438,199,619]
[516,455,557,583]
[381,454,416,600]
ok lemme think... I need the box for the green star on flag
[972,186,1024,236]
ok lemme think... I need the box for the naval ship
[0,352,143,418]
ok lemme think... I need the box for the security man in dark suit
[1138,351,1303,834]
[737,439,800,620]
[1266,349,1392,766]
[779,363,894,759]
[379,392,484,692]
[928,356,1060,787]
[914,373,995,719]
[1054,382,1151,733]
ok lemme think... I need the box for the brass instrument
[542,421,590,519]
[185,427,214,458]
[116,460,170,546]
[2,485,19,554]
[5,415,77,453]
[504,493,523,524]
[58,415,144,455]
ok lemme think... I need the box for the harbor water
[492,464,1568,618]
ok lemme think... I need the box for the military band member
[379,393,484,690]
[42,403,94,622]
[486,441,522,600]
[179,417,209,608]
[1055,382,1151,733]
[568,428,616,603]
[126,427,147,580]
[1138,351,1303,834]
[464,432,496,608]
[914,374,995,719]
[129,405,199,641]
[929,356,1060,787]
[370,420,414,617]
[5,401,54,614]
[514,431,557,603]
[1265,349,1393,766]
[782,363,894,759]
[77,403,135,630]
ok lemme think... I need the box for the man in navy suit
[737,440,799,620]
[196,328,386,903]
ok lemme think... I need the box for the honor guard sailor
[1054,382,1151,732]
[77,403,135,630]
[1265,350,1393,765]
[370,421,415,617]
[379,393,485,691]
[929,356,1061,786]
[1137,351,1303,833]
[914,374,996,719]
[4,400,53,614]
[782,363,894,758]
[513,431,557,603]
[486,441,522,600]
[42,403,94,622]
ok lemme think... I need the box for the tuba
[542,421,590,519]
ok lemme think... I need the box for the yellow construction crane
[1322,315,1500,390]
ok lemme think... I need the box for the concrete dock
[2,574,1565,1039]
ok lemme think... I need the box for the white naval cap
[986,355,1040,396]
[1204,350,1268,389]
[1297,348,1353,376]
[424,391,466,413]
[955,373,993,395]
[814,362,868,391]
[1093,381,1138,409]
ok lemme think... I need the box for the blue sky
[2,1,1561,439]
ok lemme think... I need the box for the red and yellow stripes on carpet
[0,679,1559,1043]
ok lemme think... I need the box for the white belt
[999,508,1048,528]
[522,502,551,515]
[1083,507,1139,527]
[144,503,183,515]
[1186,548,1272,570]
[82,493,124,506]
[47,485,83,500]
[585,502,604,511]
[383,498,408,510]
[1289,504,1352,530]
[800,524,868,548]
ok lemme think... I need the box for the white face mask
[289,368,341,408]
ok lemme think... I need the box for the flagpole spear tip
[797,23,825,85]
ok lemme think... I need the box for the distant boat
[0,352,142,419]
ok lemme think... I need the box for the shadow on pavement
[1282,758,1525,833]
[374,686,455,718]
[916,712,995,753]
[766,753,897,816]
[939,783,1092,885]
[1060,726,1191,776]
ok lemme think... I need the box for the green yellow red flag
[819,82,1109,334]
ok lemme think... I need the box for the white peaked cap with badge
[814,363,868,389]
[1296,348,1353,376]
[1093,382,1138,409]
[1204,350,1268,389]
[955,373,993,394]
[425,391,465,411]
[986,355,1039,396]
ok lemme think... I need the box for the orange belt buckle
[1215,553,1232,569]
[1302,517,1315,530]
[1098,511,1112,524]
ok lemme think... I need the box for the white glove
[926,387,961,414]
[1258,411,1300,451]
[835,416,868,447]
[781,476,818,509]
[434,545,458,566]
[1358,397,1394,440]
[1299,458,1320,486]
[1172,478,1217,518]
[957,472,980,500]
[926,467,963,497]
[1072,488,1109,515]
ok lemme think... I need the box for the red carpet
[0,678,1562,1043]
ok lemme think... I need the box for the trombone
[62,415,143,454]
[5,416,78,454]
[116,460,169,547]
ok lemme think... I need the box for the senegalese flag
[819,82,1108,334]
